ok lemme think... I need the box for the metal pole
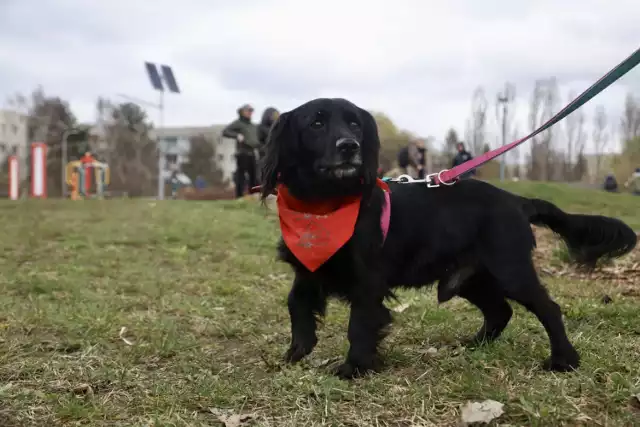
[157,89,165,200]
[500,102,507,181]
[496,82,514,182]
[61,128,77,199]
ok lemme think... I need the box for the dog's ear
[260,111,291,200]
[360,108,380,187]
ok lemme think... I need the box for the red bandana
[277,179,390,272]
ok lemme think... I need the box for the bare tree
[528,80,545,180]
[509,125,521,178]
[444,128,461,157]
[494,83,516,177]
[464,86,488,156]
[621,93,640,142]
[527,78,559,181]
[98,98,159,196]
[182,134,223,184]
[563,90,586,181]
[592,104,610,183]
[543,78,560,180]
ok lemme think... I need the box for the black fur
[261,98,638,379]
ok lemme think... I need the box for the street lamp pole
[496,83,514,182]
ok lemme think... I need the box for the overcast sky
[1,0,638,153]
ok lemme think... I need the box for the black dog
[260,98,637,379]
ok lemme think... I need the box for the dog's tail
[523,198,637,267]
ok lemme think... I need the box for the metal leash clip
[390,169,456,188]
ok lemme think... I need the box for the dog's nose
[336,138,360,155]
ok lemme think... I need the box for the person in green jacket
[222,104,260,198]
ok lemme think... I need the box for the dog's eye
[310,120,324,129]
[349,121,360,130]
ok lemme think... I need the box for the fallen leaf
[311,356,341,368]
[72,383,94,399]
[218,413,255,427]
[420,347,438,356]
[461,399,504,425]
[119,327,134,346]
[393,302,411,313]
[209,408,256,427]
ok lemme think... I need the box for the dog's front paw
[334,362,364,380]
[542,353,580,372]
[283,342,314,364]
[334,357,382,380]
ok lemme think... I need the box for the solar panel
[161,65,180,93]
[145,62,164,91]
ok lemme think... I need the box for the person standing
[257,107,280,184]
[257,107,279,161]
[451,142,476,179]
[222,104,260,198]
[393,139,427,179]
[413,139,427,179]
[624,167,640,195]
[603,173,619,193]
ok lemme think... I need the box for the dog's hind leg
[456,270,513,346]
[284,274,327,363]
[489,258,580,372]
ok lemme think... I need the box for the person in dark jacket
[603,173,618,193]
[194,175,207,190]
[451,142,476,179]
[395,139,427,179]
[257,107,279,160]
[222,104,260,198]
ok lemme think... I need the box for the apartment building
[0,109,28,181]
[152,125,237,184]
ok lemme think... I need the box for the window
[217,154,224,162]
[10,124,18,134]
[0,143,5,153]
[165,153,178,164]
[0,124,5,135]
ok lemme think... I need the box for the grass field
[0,182,639,426]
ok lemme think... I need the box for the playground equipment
[65,153,110,200]
[8,155,19,200]
[6,142,48,199]
[5,143,110,200]
[31,142,47,198]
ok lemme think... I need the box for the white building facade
[0,109,28,181]
[152,125,237,184]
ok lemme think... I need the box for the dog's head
[260,98,380,201]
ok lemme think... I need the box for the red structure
[80,152,96,194]
[30,142,47,198]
